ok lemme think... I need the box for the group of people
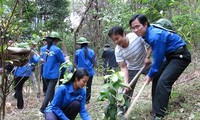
[108,14,191,120]
[2,13,191,120]
[2,31,94,119]
[39,32,95,120]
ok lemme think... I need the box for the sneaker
[153,115,162,120]
[154,116,161,120]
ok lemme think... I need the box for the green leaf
[15,42,30,49]
[32,34,40,43]
[108,86,117,95]
[108,94,116,104]
[59,61,73,71]
[103,74,111,80]
[0,44,7,52]
[118,97,125,106]
[119,82,129,88]
[112,81,121,89]
[107,105,117,120]
[116,93,123,101]
[0,5,5,14]
[98,90,109,101]
[102,83,111,89]
[66,73,73,80]
[0,0,5,7]
[61,73,73,84]
[111,74,118,82]
[117,71,124,80]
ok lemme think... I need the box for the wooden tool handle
[128,65,146,87]
[124,80,148,119]
[122,65,146,94]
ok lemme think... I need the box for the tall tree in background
[37,0,70,31]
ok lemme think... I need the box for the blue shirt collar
[142,25,153,42]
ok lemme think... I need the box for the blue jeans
[40,79,58,112]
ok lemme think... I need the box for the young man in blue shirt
[129,14,191,119]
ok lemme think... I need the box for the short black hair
[108,26,124,38]
[129,14,150,27]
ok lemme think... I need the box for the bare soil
[4,64,200,120]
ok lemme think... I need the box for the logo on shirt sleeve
[76,95,83,101]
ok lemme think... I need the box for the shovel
[124,78,148,119]
[123,65,146,93]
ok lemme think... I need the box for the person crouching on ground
[44,68,91,120]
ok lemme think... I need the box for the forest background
[0,0,200,120]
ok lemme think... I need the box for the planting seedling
[98,70,129,120]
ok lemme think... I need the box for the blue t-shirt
[42,44,65,79]
[75,47,96,76]
[45,83,91,120]
[14,55,40,77]
[143,25,186,78]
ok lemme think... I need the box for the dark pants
[121,66,150,112]
[45,100,80,120]
[42,77,48,95]
[152,46,191,117]
[126,67,150,102]
[40,79,58,112]
[14,76,29,109]
[86,76,93,103]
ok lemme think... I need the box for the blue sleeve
[80,90,91,120]
[51,86,69,120]
[32,54,40,63]
[56,49,65,64]
[148,39,166,78]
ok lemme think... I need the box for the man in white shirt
[108,26,151,113]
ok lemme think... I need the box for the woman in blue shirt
[44,68,91,120]
[14,54,40,109]
[40,31,66,113]
[75,37,96,104]
[129,14,191,119]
